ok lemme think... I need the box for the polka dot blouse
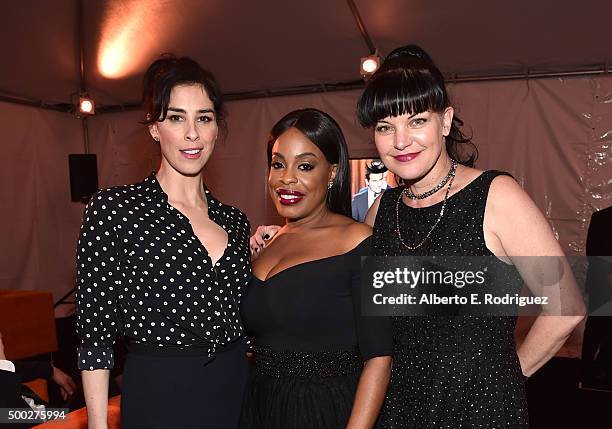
[76,173,252,371]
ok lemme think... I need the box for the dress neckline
[253,236,370,283]
[398,170,489,210]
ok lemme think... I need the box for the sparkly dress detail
[240,237,393,428]
[374,171,529,428]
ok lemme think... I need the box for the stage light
[79,96,95,115]
[360,55,381,78]
[98,0,176,79]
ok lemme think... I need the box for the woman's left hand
[249,225,281,256]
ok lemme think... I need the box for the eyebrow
[377,112,419,123]
[271,152,319,159]
[296,152,319,159]
[167,107,215,114]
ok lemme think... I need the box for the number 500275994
[1,408,68,423]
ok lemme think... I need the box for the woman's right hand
[249,225,281,256]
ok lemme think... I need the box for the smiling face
[373,108,453,181]
[268,127,336,220]
[148,84,218,177]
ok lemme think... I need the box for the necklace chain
[395,160,458,250]
[404,160,457,200]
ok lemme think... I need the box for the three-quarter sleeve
[351,237,393,360]
[76,190,121,370]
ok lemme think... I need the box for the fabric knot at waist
[253,347,362,378]
[127,338,244,361]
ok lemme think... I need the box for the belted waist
[253,347,362,378]
[128,338,243,357]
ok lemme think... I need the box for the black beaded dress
[240,237,393,428]
[374,171,529,428]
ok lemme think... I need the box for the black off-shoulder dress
[240,237,392,428]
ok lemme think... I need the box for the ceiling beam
[77,0,87,94]
[0,93,73,113]
[1,66,610,115]
[346,0,376,54]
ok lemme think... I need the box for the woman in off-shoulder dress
[240,108,392,429]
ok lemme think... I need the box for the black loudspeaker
[69,154,99,203]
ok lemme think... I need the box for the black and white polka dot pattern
[76,173,251,371]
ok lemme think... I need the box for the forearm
[347,356,392,429]
[517,315,584,377]
[82,369,110,429]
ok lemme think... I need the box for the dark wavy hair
[365,160,387,180]
[141,54,225,128]
[356,45,477,166]
[267,108,351,217]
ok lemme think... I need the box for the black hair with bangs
[356,45,477,166]
[267,108,351,218]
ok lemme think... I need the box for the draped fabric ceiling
[2,0,612,105]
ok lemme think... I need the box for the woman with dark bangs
[252,45,586,427]
[354,45,585,428]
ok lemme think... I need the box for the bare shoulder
[486,174,542,225]
[345,220,373,242]
[484,173,561,256]
[328,215,372,250]
[487,174,533,209]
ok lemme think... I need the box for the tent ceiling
[2,0,611,108]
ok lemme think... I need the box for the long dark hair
[356,45,477,166]
[141,54,225,129]
[267,108,351,217]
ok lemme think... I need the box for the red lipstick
[277,189,304,205]
[394,152,421,162]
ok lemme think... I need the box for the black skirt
[239,348,363,429]
[121,340,249,429]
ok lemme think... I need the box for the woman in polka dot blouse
[76,56,252,429]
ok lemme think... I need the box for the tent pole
[346,0,376,55]
[82,117,90,154]
[77,0,86,94]
[76,0,90,154]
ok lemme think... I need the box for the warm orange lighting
[98,1,207,79]
[79,97,95,115]
[98,0,158,78]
